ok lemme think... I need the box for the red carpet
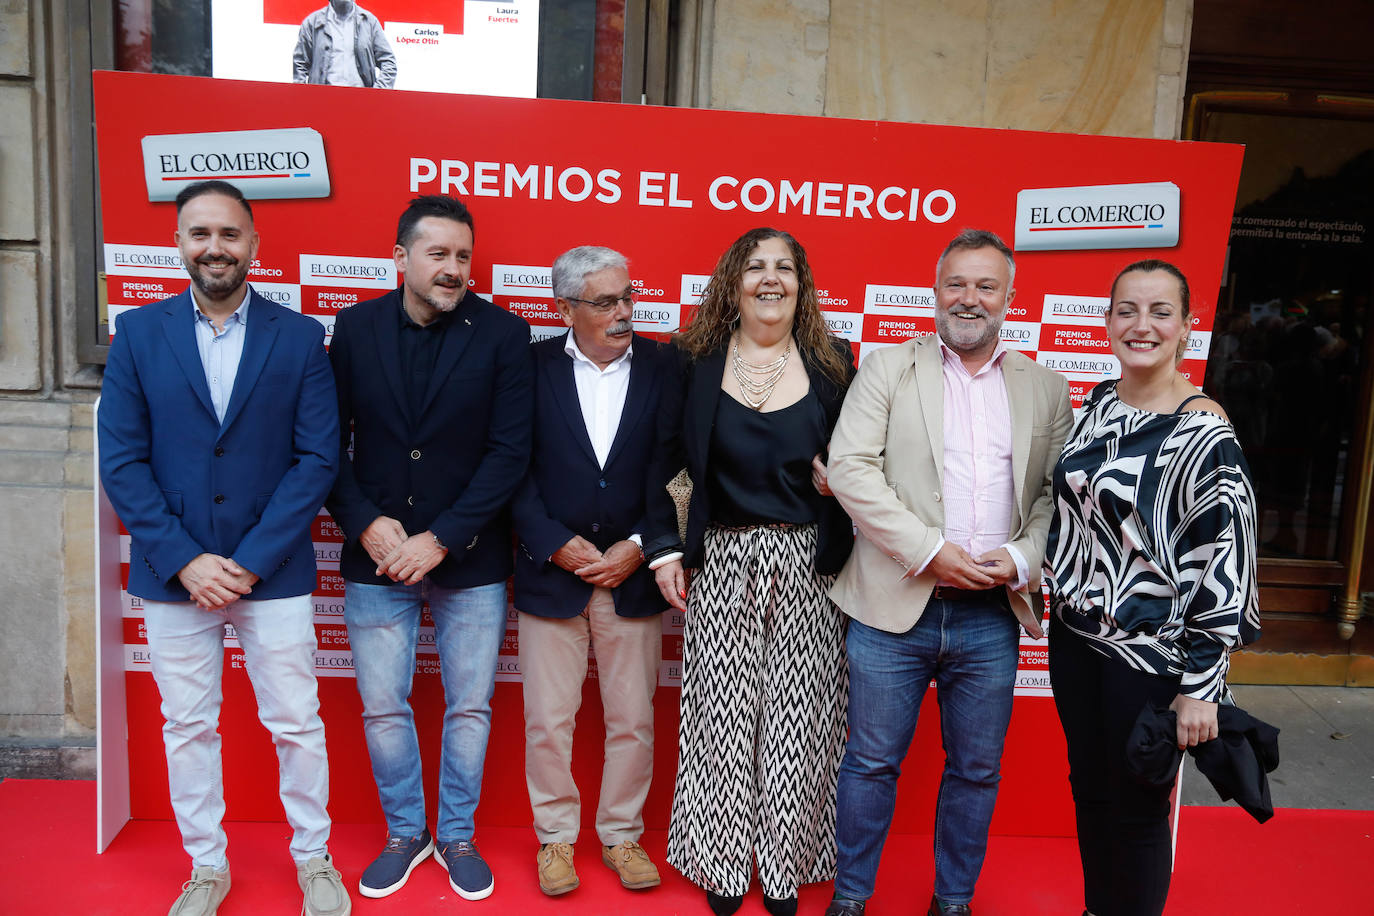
[2,779,1369,914]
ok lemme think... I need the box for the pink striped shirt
[917,340,1028,587]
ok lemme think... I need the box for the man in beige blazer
[822,229,1072,916]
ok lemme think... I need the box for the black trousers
[1049,616,1181,916]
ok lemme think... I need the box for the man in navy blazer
[97,181,347,916]
[511,247,669,897]
[326,195,533,902]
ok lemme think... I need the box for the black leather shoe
[823,897,867,916]
[762,894,798,916]
[705,889,744,915]
[928,894,972,915]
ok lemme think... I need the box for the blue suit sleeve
[97,314,205,582]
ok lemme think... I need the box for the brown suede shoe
[536,842,579,896]
[601,840,661,889]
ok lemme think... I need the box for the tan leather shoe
[536,842,579,896]
[601,840,661,889]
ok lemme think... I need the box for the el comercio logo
[141,128,331,202]
[1014,181,1179,251]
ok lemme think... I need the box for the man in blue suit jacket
[97,181,347,916]
[325,195,533,903]
[511,247,669,898]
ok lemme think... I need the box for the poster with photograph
[211,0,539,96]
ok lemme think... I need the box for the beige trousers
[518,587,660,845]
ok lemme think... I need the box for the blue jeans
[833,595,1020,905]
[344,580,507,843]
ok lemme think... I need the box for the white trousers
[142,595,330,869]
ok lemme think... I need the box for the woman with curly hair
[644,227,856,916]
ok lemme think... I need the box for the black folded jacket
[1125,703,1281,823]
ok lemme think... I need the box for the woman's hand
[1169,694,1219,749]
[655,559,688,611]
[811,453,831,496]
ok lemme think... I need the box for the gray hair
[935,228,1016,286]
[551,246,629,300]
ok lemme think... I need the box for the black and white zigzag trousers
[666,523,849,897]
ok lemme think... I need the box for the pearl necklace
[731,338,791,410]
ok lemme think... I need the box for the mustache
[606,319,633,335]
[433,274,462,287]
[196,255,236,266]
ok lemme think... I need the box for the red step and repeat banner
[93,70,1243,840]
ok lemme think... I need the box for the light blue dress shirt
[191,290,250,424]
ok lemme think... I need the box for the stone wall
[0,0,97,766]
[692,0,1193,139]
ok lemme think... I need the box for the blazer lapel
[914,338,945,487]
[548,340,599,467]
[161,293,217,422]
[689,346,727,466]
[370,293,409,420]
[218,292,279,437]
[604,336,655,469]
[1003,352,1032,521]
[418,292,478,420]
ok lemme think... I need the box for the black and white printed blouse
[1044,382,1261,702]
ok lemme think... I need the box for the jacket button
[933,492,942,502]
[599,479,607,488]
[407,495,415,506]
[591,523,601,532]
[214,446,224,457]
[214,494,225,504]
[410,449,421,460]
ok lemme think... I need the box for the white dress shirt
[565,329,634,468]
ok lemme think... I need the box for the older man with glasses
[510,246,673,898]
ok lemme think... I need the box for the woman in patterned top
[1044,260,1260,916]
[644,227,855,916]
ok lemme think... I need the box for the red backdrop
[94,71,1243,840]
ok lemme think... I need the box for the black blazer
[644,335,856,575]
[326,288,533,588]
[512,333,671,619]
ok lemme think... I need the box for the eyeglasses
[565,290,638,312]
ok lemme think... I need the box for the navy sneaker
[358,830,434,898]
[435,839,495,900]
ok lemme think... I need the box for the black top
[398,300,456,425]
[707,391,827,526]
[643,336,858,575]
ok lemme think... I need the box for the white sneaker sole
[434,847,495,901]
[357,838,435,899]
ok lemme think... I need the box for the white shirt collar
[564,329,633,372]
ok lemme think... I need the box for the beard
[184,254,250,300]
[934,305,1003,355]
[417,276,464,313]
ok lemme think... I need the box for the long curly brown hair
[676,227,850,384]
